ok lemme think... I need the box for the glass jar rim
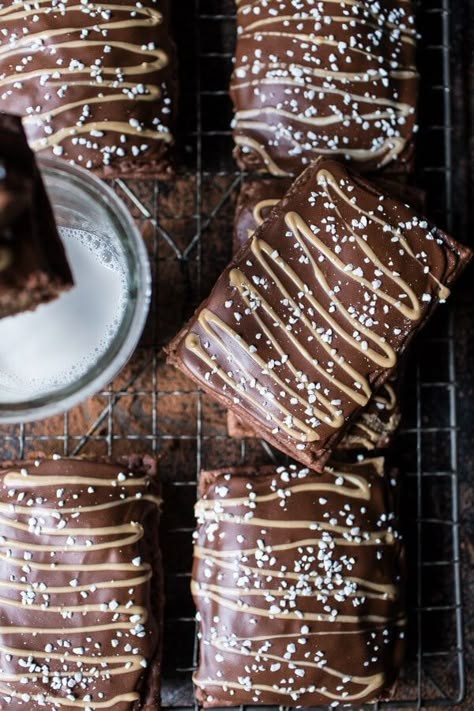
[0,156,151,424]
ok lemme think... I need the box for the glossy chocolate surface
[229,177,404,449]
[231,0,418,175]
[192,459,405,706]
[167,158,471,470]
[0,455,161,710]
[0,2,177,179]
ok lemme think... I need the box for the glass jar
[0,157,151,423]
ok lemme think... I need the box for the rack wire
[0,0,466,708]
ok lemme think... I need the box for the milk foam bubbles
[0,228,128,403]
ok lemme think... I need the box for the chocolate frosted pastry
[231,0,418,176]
[233,178,426,256]
[0,455,162,710]
[0,113,73,320]
[337,376,401,450]
[167,158,471,470]
[374,178,426,215]
[0,1,177,179]
[229,178,410,446]
[233,178,292,254]
[228,376,401,449]
[192,459,406,706]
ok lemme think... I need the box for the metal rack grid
[0,0,465,708]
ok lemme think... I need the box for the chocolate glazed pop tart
[228,178,412,448]
[0,455,162,710]
[192,459,406,706]
[232,178,427,256]
[167,158,471,470]
[0,113,73,319]
[231,0,419,175]
[229,374,401,452]
[0,1,177,179]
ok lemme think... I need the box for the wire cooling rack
[0,0,465,708]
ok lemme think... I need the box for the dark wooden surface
[451,0,473,708]
[0,2,470,709]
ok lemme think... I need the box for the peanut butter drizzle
[234,134,409,173]
[0,643,145,668]
[201,632,404,701]
[234,135,289,176]
[186,164,434,442]
[192,582,391,625]
[232,0,417,174]
[193,676,382,703]
[4,471,149,487]
[0,2,173,157]
[185,330,321,442]
[0,510,142,535]
[249,201,399,448]
[0,551,150,573]
[0,493,161,516]
[229,263,370,400]
[0,571,152,594]
[23,87,161,129]
[251,230,396,362]
[196,468,371,507]
[185,163,447,447]
[0,686,140,709]
[31,121,172,152]
[319,168,451,301]
[375,383,397,409]
[238,76,414,111]
[0,595,146,618]
[193,554,396,597]
[201,294,351,423]
[252,197,280,226]
[193,460,404,704]
[281,211,420,324]
[196,579,395,601]
[0,464,160,709]
[195,510,394,543]
[241,10,417,43]
[236,93,414,124]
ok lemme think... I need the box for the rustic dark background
[0,1,471,709]
[455,0,474,707]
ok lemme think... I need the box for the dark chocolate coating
[0,1,177,179]
[228,375,401,449]
[231,0,418,176]
[336,376,401,450]
[233,178,426,255]
[0,113,73,320]
[0,455,161,710]
[229,177,406,449]
[167,158,471,471]
[232,178,293,255]
[192,459,405,707]
[373,178,426,215]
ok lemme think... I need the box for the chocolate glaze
[373,178,426,215]
[0,1,177,179]
[0,455,161,710]
[231,0,419,176]
[228,375,401,450]
[233,178,426,256]
[336,376,401,450]
[192,458,405,707]
[167,158,471,471]
[228,177,406,449]
[0,113,73,320]
[232,178,293,255]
